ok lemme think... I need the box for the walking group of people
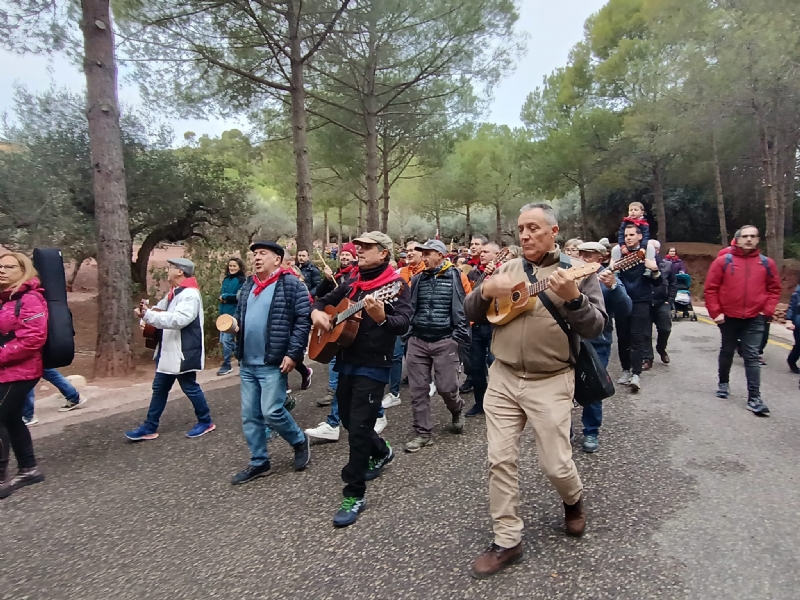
[0,201,787,580]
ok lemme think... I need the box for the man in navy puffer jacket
[231,241,312,485]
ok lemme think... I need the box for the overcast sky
[0,0,607,141]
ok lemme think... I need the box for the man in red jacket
[704,226,781,415]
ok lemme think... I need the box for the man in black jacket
[311,231,411,528]
[297,249,321,298]
[616,225,663,392]
[404,239,471,453]
[230,241,312,485]
[643,240,676,369]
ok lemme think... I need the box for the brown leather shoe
[471,543,523,579]
[642,359,653,371]
[564,497,586,536]
[658,349,670,364]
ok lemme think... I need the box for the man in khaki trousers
[464,203,607,579]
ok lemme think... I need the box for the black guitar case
[32,248,75,369]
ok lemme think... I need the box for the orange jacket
[399,261,425,284]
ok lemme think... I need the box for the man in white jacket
[125,258,216,441]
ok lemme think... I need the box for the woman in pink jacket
[0,252,48,499]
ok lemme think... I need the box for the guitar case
[32,248,75,369]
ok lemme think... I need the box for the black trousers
[644,302,672,362]
[719,316,764,400]
[788,326,800,367]
[617,301,651,375]
[469,323,493,409]
[0,379,40,474]
[336,373,390,499]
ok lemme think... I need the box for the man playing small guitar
[310,231,412,528]
[464,203,607,580]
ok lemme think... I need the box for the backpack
[30,248,75,369]
[723,253,773,278]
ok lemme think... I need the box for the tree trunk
[760,125,780,268]
[578,180,589,240]
[131,232,161,290]
[337,204,343,252]
[67,254,90,293]
[495,202,502,244]
[775,135,786,269]
[363,20,380,231]
[381,140,390,233]
[465,203,472,241]
[81,0,135,377]
[323,208,329,246]
[712,130,728,244]
[652,163,667,244]
[288,2,313,252]
[786,144,797,239]
[358,198,363,232]
[435,212,441,238]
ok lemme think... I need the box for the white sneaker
[374,415,388,434]
[382,393,401,408]
[429,382,437,398]
[617,371,632,385]
[23,416,39,426]
[58,396,88,412]
[630,374,641,392]
[304,422,340,441]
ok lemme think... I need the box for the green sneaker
[365,443,394,481]
[333,496,366,528]
[285,395,297,412]
[404,436,432,453]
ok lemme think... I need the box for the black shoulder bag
[522,256,615,406]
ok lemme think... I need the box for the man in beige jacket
[464,203,607,579]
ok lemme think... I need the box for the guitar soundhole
[511,291,521,303]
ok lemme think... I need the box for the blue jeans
[389,337,405,396]
[144,372,212,433]
[241,364,304,467]
[582,344,611,437]
[219,331,236,368]
[23,368,81,419]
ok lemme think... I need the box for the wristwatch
[564,295,584,311]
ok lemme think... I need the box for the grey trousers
[407,336,464,436]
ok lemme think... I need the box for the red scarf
[623,216,649,226]
[252,269,293,297]
[664,254,681,262]
[348,265,401,299]
[336,264,356,281]
[468,255,481,267]
[168,277,199,302]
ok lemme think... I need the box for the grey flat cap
[414,239,448,255]
[167,258,195,276]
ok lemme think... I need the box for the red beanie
[342,242,357,256]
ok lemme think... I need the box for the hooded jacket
[704,246,781,320]
[0,278,48,383]
[464,249,607,381]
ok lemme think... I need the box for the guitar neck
[337,298,367,324]
[526,279,550,297]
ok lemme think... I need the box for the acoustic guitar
[308,281,403,364]
[486,263,601,325]
[611,248,646,272]
[140,300,164,350]
[474,247,511,286]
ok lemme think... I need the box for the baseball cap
[249,241,285,259]
[353,231,394,255]
[415,239,448,255]
[167,258,195,276]
[577,241,608,254]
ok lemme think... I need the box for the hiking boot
[617,371,632,385]
[58,396,87,412]
[788,360,800,374]
[564,497,586,536]
[333,497,366,528]
[716,382,730,398]
[404,436,433,453]
[125,425,158,441]
[658,349,670,364]
[216,365,233,376]
[465,404,484,417]
[747,397,771,416]
[305,422,340,442]
[470,543,523,579]
[293,434,311,471]
[300,367,314,391]
[231,463,271,485]
[365,443,394,481]
[582,434,599,453]
[317,389,335,407]
[629,374,641,392]
[450,410,464,434]
[186,422,216,439]
[374,415,388,434]
[381,392,401,409]
[642,359,652,371]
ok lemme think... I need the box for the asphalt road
[3,319,800,600]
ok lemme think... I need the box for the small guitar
[474,248,511,285]
[486,263,601,325]
[611,248,646,273]
[140,300,164,350]
[308,281,403,364]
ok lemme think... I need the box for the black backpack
[32,248,75,369]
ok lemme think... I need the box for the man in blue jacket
[231,241,312,484]
[577,242,632,453]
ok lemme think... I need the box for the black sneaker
[231,463,271,485]
[747,398,770,416]
[716,383,729,398]
[301,367,314,391]
[459,380,473,394]
[365,443,394,481]
[788,360,800,374]
[293,434,311,471]
[465,404,484,417]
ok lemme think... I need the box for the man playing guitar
[310,231,412,528]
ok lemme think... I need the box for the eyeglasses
[0,264,20,271]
